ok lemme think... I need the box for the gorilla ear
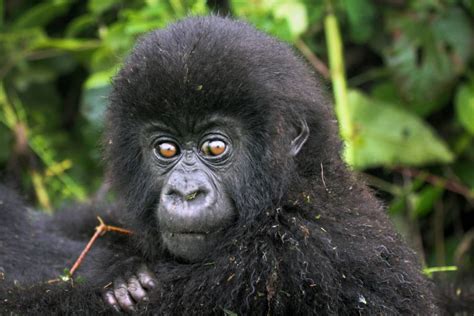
[289,118,309,156]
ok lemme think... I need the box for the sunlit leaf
[32,38,100,51]
[88,0,118,15]
[85,68,117,89]
[455,82,474,134]
[273,1,308,40]
[346,90,454,169]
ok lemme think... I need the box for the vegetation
[0,0,473,277]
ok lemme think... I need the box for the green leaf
[433,8,473,64]
[13,0,72,29]
[230,0,306,42]
[0,29,47,58]
[384,8,472,116]
[273,2,308,40]
[84,68,117,89]
[65,15,96,37]
[60,268,72,282]
[0,125,11,162]
[346,90,454,169]
[388,197,405,215]
[32,38,100,51]
[455,82,474,134]
[342,0,375,43]
[411,186,443,218]
[453,162,474,189]
[190,0,208,15]
[88,0,118,15]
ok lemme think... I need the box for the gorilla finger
[114,278,136,313]
[137,265,158,290]
[127,276,148,302]
[102,290,121,313]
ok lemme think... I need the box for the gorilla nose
[161,170,214,208]
[159,170,219,232]
[165,183,207,203]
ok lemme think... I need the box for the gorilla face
[141,111,308,262]
[144,116,240,261]
[107,17,312,263]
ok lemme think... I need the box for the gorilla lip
[166,231,208,236]
[163,231,209,239]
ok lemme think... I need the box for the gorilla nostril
[165,189,180,197]
[184,190,205,201]
[165,187,207,202]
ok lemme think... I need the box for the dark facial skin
[150,118,237,262]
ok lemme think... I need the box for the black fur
[0,16,439,314]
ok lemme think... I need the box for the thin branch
[402,172,426,266]
[395,167,474,201]
[434,201,445,266]
[454,229,474,265]
[295,39,330,79]
[362,173,402,196]
[69,216,133,276]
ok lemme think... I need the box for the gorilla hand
[102,265,157,313]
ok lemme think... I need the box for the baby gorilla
[97,16,438,314]
[0,16,440,314]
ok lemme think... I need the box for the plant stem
[324,2,354,164]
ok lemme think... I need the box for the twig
[395,167,474,201]
[454,229,474,265]
[434,201,445,266]
[401,172,426,266]
[295,39,330,79]
[69,216,132,276]
[362,173,402,196]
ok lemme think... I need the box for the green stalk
[324,2,354,164]
[0,0,3,28]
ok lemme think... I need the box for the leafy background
[0,0,473,280]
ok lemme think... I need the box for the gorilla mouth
[165,232,207,239]
[162,231,217,261]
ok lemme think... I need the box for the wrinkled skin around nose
[157,168,235,261]
[159,169,218,232]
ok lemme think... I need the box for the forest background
[0,0,473,281]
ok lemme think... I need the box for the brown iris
[157,142,179,158]
[201,140,226,157]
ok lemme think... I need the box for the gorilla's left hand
[102,264,158,313]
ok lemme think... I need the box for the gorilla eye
[156,142,179,159]
[201,140,227,157]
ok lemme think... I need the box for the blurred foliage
[0,0,473,274]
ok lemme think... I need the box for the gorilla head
[106,16,333,262]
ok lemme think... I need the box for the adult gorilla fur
[0,16,439,314]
